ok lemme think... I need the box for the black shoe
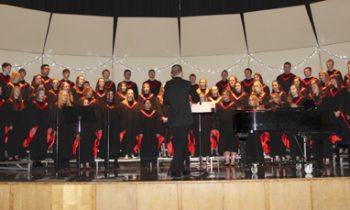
[168,170,179,177]
[170,172,182,178]
[182,170,190,176]
[168,170,191,179]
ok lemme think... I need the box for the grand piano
[234,108,339,162]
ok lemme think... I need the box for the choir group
[0,58,349,170]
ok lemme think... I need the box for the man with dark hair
[326,59,343,79]
[40,64,52,90]
[189,73,199,90]
[118,69,138,99]
[144,69,162,96]
[216,70,229,94]
[163,64,198,178]
[18,68,29,87]
[0,62,11,90]
[101,69,116,93]
[301,67,317,90]
[60,68,75,87]
[17,68,30,102]
[276,62,296,93]
[241,68,254,94]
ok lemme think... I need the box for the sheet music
[191,102,214,113]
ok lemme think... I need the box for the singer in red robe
[137,99,161,166]
[24,88,49,167]
[120,89,140,158]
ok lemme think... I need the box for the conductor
[163,64,198,178]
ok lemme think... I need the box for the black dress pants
[169,126,189,174]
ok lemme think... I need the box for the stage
[0,159,349,210]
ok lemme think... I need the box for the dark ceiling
[0,0,323,17]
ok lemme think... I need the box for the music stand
[191,102,214,176]
[55,109,59,176]
[63,106,96,179]
[104,106,113,178]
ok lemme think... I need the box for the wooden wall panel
[223,180,266,210]
[181,182,223,210]
[0,178,349,210]
[0,184,10,210]
[51,184,95,210]
[268,180,312,210]
[11,183,51,210]
[136,182,179,210]
[311,178,350,210]
[96,183,136,210]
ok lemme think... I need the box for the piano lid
[234,109,338,134]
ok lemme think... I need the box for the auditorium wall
[1,0,350,89]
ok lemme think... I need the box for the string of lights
[9,46,350,73]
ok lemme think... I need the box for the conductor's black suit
[164,76,197,175]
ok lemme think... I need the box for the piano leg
[245,132,264,165]
[239,140,247,166]
[303,135,308,162]
[291,135,304,161]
